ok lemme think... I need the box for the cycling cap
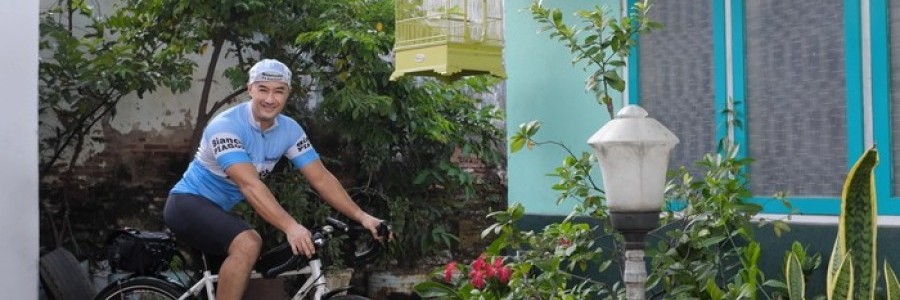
[248,59,292,86]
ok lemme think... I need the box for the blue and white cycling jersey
[171,102,319,211]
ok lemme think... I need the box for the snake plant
[784,147,900,299]
[831,147,878,299]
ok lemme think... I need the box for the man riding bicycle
[164,59,388,300]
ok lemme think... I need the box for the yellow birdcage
[390,0,505,80]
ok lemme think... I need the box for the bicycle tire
[327,295,370,300]
[95,277,187,300]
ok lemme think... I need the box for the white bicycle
[95,217,388,300]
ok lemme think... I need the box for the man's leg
[216,230,262,300]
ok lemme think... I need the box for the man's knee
[229,230,262,258]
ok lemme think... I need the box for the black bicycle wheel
[95,277,187,300]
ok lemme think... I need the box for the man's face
[248,81,290,126]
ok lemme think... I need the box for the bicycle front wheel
[95,277,186,300]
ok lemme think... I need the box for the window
[638,0,716,176]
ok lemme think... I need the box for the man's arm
[300,160,385,237]
[225,163,316,257]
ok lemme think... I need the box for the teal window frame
[628,0,900,215]
[871,0,900,214]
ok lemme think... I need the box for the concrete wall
[0,0,39,298]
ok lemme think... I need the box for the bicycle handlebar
[255,219,391,278]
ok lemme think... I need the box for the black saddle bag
[106,228,177,275]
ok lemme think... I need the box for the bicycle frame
[97,218,386,300]
[178,258,329,300]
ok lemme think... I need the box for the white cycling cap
[248,59,292,86]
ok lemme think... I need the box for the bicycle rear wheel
[95,277,186,300]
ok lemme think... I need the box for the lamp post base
[624,249,647,300]
[610,211,659,300]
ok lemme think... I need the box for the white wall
[0,0,39,298]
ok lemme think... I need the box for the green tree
[38,0,195,250]
[39,0,194,177]
[105,0,315,149]
[39,0,507,264]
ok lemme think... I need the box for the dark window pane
[890,1,900,195]
[745,0,846,197]
[639,0,715,176]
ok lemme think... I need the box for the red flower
[472,254,487,271]
[492,257,504,269]
[443,261,458,283]
[497,266,511,284]
[559,238,572,247]
[470,270,486,289]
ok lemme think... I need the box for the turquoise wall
[505,0,622,216]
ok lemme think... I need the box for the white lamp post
[587,105,679,300]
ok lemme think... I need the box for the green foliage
[777,148,900,300]
[775,241,822,299]
[38,1,195,175]
[829,255,854,300]
[305,74,505,269]
[457,203,621,299]
[529,0,661,118]
[886,263,900,300]
[786,251,806,300]
[644,146,778,299]
[39,0,506,268]
[101,0,400,151]
[503,3,780,296]
[38,1,198,250]
[503,110,791,300]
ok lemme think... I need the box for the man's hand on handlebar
[376,222,392,241]
[359,216,393,242]
[285,223,316,258]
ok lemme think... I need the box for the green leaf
[414,281,460,299]
[510,136,526,153]
[786,253,806,300]
[551,10,563,27]
[827,239,844,294]
[887,262,900,300]
[829,255,854,300]
[603,71,625,92]
[698,235,726,248]
[838,147,878,300]
[706,278,724,300]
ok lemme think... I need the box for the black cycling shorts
[163,193,252,256]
